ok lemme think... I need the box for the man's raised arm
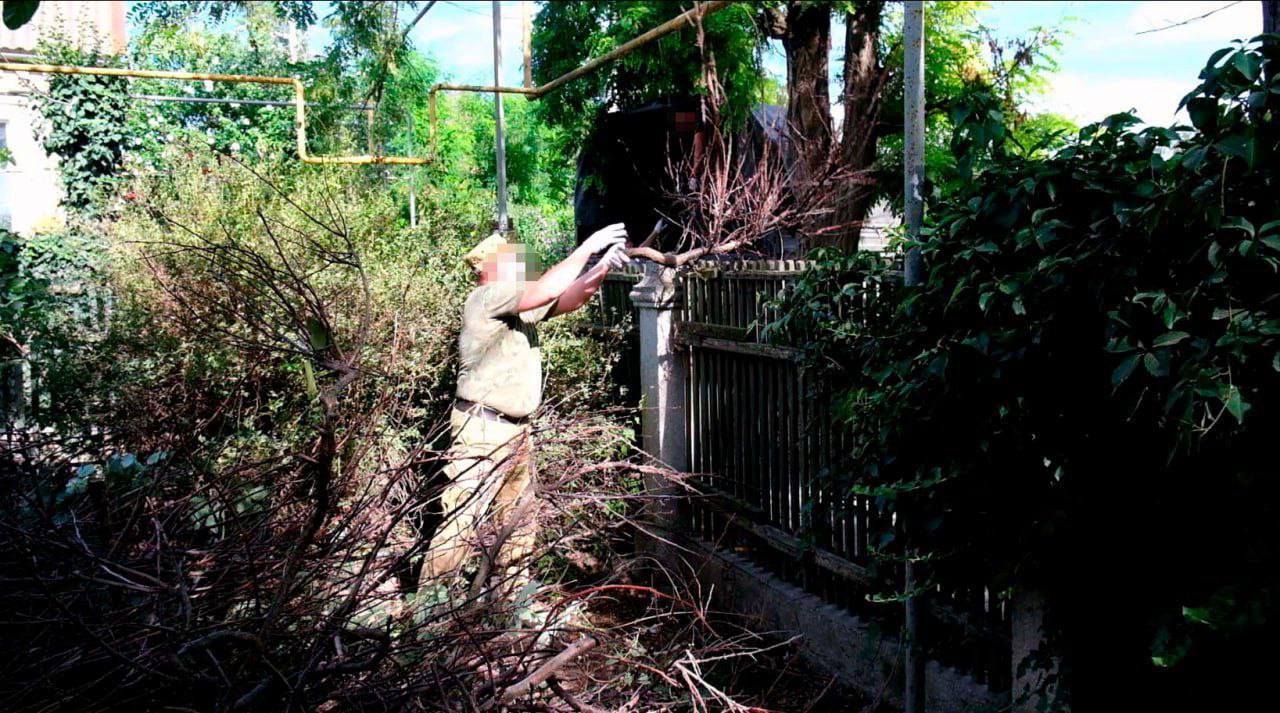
[550,243,631,317]
[517,223,628,313]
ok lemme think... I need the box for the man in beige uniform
[420,225,631,595]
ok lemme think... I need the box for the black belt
[454,398,529,425]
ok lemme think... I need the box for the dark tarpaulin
[574,99,797,257]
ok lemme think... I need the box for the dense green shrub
[770,36,1280,706]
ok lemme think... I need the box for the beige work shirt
[454,282,556,419]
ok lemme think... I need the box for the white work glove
[598,243,631,271]
[581,223,628,255]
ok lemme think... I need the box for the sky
[134,1,1267,128]
[978,1,1264,125]
[384,1,1264,128]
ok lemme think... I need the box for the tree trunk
[828,0,886,253]
[780,2,832,177]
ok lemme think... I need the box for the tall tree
[819,1,1062,251]
[762,0,887,251]
[762,2,833,176]
[835,0,887,250]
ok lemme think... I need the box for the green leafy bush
[32,44,129,216]
[770,36,1280,704]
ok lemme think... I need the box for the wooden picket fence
[598,260,1013,693]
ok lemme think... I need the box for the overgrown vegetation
[2,4,853,708]
[6,145,820,710]
[770,35,1280,708]
[9,0,1276,708]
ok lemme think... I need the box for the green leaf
[1143,352,1161,376]
[1231,51,1261,81]
[1215,134,1257,168]
[1182,145,1209,171]
[1203,46,1233,70]
[1112,354,1141,386]
[1186,97,1218,133]
[1222,216,1255,236]
[1183,605,1215,628]
[1223,386,1247,423]
[1162,301,1180,329]
[1153,331,1190,348]
[2,0,38,30]
[306,316,330,352]
[302,360,318,401]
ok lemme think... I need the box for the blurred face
[479,244,540,284]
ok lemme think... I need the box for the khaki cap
[464,232,508,271]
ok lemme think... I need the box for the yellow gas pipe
[426,0,734,143]
[0,61,429,165]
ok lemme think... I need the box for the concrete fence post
[629,261,687,529]
[1011,588,1061,712]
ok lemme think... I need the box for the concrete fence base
[638,530,1009,712]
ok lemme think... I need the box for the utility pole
[902,6,927,713]
[402,1,437,230]
[522,1,533,89]
[902,0,926,289]
[492,0,510,232]
[409,109,418,228]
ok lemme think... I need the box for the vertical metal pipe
[903,4,927,712]
[522,0,533,89]
[409,109,418,229]
[905,556,926,713]
[903,0,926,288]
[492,0,510,232]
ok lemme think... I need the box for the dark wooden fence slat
[595,260,1010,690]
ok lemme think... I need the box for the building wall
[858,201,899,253]
[0,1,126,235]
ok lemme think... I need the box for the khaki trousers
[420,407,537,590]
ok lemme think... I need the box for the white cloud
[411,1,528,83]
[1024,1,1264,127]
[1031,71,1193,126]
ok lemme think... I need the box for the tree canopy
[532,1,766,139]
